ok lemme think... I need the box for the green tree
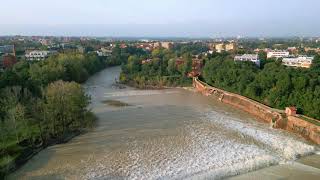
[44,80,90,137]
[182,53,192,76]
[167,59,177,75]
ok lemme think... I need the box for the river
[9,66,320,179]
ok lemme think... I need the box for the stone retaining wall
[193,78,320,144]
[286,116,320,144]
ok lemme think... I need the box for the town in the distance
[1,36,319,71]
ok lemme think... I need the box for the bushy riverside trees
[0,53,106,175]
[0,45,143,175]
[120,48,194,88]
[42,81,91,138]
[202,54,320,119]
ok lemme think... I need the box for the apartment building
[215,43,225,53]
[234,54,260,67]
[267,50,290,59]
[225,43,237,51]
[25,50,57,61]
[96,47,112,57]
[282,56,314,68]
[212,42,237,53]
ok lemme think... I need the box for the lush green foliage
[0,53,106,176]
[120,48,193,88]
[172,42,209,56]
[203,54,320,119]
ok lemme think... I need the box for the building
[205,50,214,55]
[141,59,153,64]
[234,54,260,67]
[136,43,154,51]
[25,50,56,61]
[39,39,52,46]
[0,45,15,55]
[304,47,320,53]
[120,44,127,49]
[287,47,299,55]
[0,45,17,70]
[96,48,112,57]
[282,56,314,68]
[254,48,272,53]
[2,54,17,69]
[212,42,237,53]
[267,50,290,59]
[160,42,173,49]
[189,58,203,77]
[208,43,215,50]
[225,43,237,51]
[215,43,225,53]
[153,42,161,48]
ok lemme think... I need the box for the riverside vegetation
[0,45,140,177]
[119,44,320,121]
[2,41,319,177]
[119,43,209,88]
[0,53,102,177]
[202,54,320,120]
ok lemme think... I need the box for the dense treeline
[107,45,147,66]
[0,52,108,176]
[0,45,148,176]
[120,48,194,88]
[172,42,209,56]
[203,54,320,119]
[238,38,320,50]
[0,53,106,91]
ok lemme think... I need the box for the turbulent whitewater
[9,66,319,180]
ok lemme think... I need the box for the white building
[267,50,290,59]
[234,54,260,67]
[25,50,56,61]
[96,48,112,57]
[282,56,314,68]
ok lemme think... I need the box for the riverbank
[0,65,104,179]
[193,77,320,145]
[8,66,320,180]
[0,130,86,179]
[119,79,192,90]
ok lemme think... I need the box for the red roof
[2,54,17,69]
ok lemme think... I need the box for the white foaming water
[202,111,315,160]
[10,67,319,180]
[58,107,317,180]
[104,90,180,98]
[83,125,278,180]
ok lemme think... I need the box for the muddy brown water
[9,66,320,180]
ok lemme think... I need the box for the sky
[0,0,319,37]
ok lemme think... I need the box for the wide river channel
[9,66,320,179]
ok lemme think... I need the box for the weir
[193,77,320,144]
[8,67,320,179]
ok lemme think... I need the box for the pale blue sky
[0,0,319,37]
